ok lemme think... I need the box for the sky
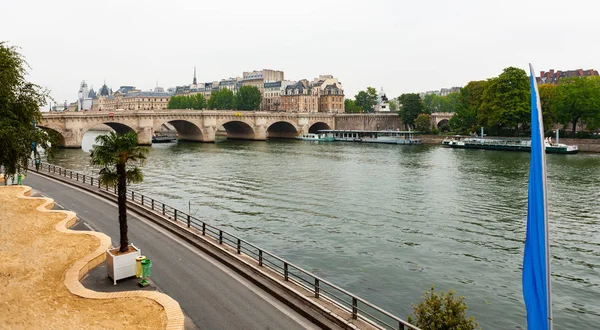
[2,0,599,107]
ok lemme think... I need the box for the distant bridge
[39,110,402,148]
[430,112,454,128]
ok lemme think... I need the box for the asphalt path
[26,172,318,330]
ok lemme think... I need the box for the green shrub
[407,286,479,330]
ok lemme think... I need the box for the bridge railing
[30,160,420,330]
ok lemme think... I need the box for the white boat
[320,130,423,145]
[296,133,335,141]
[441,135,578,154]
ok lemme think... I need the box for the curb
[9,185,185,330]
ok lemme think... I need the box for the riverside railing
[31,161,420,330]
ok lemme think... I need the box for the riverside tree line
[167,85,262,111]
[346,67,600,137]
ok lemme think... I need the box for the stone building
[77,81,95,111]
[311,75,345,113]
[242,69,284,92]
[280,80,319,112]
[263,80,295,111]
[373,87,390,112]
[96,85,171,111]
[537,68,599,84]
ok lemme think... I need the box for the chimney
[540,71,545,78]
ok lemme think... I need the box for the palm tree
[90,132,148,252]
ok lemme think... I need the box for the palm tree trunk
[117,162,129,252]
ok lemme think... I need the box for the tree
[235,85,262,110]
[538,84,557,131]
[355,87,378,113]
[388,99,398,111]
[90,132,148,252]
[0,42,57,182]
[450,80,488,134]
[208,88,236,110]
[554,76,600,135]
[407,286,479,330]
[398,93,424,129]
[479,67,529,132]
[193,93,207,110]
[344,98,362,113]
[415,114,432,132]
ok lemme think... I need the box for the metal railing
[30,160,420,330]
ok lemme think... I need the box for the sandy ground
[0,186,167,329]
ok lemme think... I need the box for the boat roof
[319,129,421,133]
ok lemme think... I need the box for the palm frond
[98,167,119,186]
[125,167,144,184]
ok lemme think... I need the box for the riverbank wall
[421,135,600,153]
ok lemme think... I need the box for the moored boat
[441,135,578,154]
[320,129,422,145]
[296,133,335,141]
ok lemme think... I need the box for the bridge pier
[62,128,83,149]
[137,127,153,146]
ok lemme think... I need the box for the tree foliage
[344,98,362,113]
[208,88,235,110]
[388,99,398,111]
[450,81,487,134]
[407,285,480,330]
[554,76,600,135]
[415,113,432,132]
[167,94,206,110]
[478,67,529,131]
[538,84,558,131]
[355,87,378,113]
[398,93,424,129]
[424,93,460,114]
[235,85,262,110]
[0,42,58,182]
[90,132,148,252]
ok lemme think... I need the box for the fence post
[284,263,289,281]
[59,168,61,175]
[76,173,78,181]
[162,204,165,215]
[131,191,134,201]
[219,230,223,244]
[187,215,190,228]
[352,297,358,320]
[141,195,144,206]
[315,279,320,298]
[90,177,94,186]
[202,223,206,235]
[151,199,154,210]
[83,175,85,183]
[70,171,72,179]
[237,239,241,254]
[53,165,56,173]
[98,179,100,188]
[114,185,117,194]
[174,209,177,222]
[259,250,263,266]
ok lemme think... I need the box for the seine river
[48,131,600,329]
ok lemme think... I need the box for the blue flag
[522,64,552,329]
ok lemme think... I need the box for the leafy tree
[479,67,529,132]
[398,93,424,129]
[235,85,262,110]
[538,84,557,131]
[554,76,600,135]
[0,42,57,182]
[450,80,488,134]
[355,87,378,113]
[90,132,148,252]
[388,99,398,111]
[415,113,432,132]
[208,88,236,110]
[344,98,362,113]
[407,285,480,330]
[167,95,181,109]
[193,93,206,110]
[423,94,437,114]
[424,93,460,114]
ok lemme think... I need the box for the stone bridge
[430,112,454,128]
[39,110,339,148]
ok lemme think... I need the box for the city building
[419,86,460,98]
[242,69,284,92]
[96,85,171,111]
[77,81,94,111]
[374,87,390,112]
[311,75,345,113]
[263,80,295,111]
[537,68,599,84]
[280,80,319,112]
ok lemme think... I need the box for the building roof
[88,88,97,99]
[124,91,173,98]
[99,84,110,96]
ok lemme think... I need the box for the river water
[47,131,600,329]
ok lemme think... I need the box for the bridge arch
[38,126,66,147]
[101,122,136,135]
[267,121,298,139]
[437,119,450,129]
[160,120,204,142]
[308,122,332,134]
[218,120,256,140]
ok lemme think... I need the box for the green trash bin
[139,259,152,287]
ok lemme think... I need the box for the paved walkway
[26,172,318,330]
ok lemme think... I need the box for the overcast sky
[2,0,598,106]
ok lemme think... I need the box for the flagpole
[528,63,553,330]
